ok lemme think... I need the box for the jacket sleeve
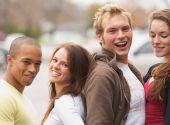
[143,63,161,83]
[164,85,170,125]
[84,72,117,125]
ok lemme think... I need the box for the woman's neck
[54,82,69,98]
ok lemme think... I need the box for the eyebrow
[53,56,69,63]
[20,58,42,63]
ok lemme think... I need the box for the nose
[29,64,38,73]
[117,30,125,39]
[53,62,60,69]
[153,35,160,44]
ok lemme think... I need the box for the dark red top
[144,78,164,125]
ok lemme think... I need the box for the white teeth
[51,71,61,76]
[115,41,127,47]
[116,41,126,45]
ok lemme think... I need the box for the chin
[25,82,33,86]
[155,53,163,57]
[49,78,58,83]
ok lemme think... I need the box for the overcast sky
[70,0,170,10]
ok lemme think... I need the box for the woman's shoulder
[55,94,82,106]
[143,63,161,83]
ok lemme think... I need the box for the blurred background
[0,0,169,124]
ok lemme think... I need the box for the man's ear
[7,55,13,65]
[96,33,103,46]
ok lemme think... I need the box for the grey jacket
[84,49,143,125]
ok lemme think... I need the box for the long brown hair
[150,63,170,102]
[148,9,170,102]
[41,43,93,124]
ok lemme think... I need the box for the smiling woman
[144,8,170,125]
[41,43,93,125]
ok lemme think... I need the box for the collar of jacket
[93,48,143,83]
[92,48,116,63]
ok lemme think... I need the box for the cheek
[11,67,21,81]
[48,65,52,71]
[48,63,54,71]
[104,33,115,40]
[127,32,132,40]
[12,64,21,73]
[64,70,71,80]
[103,31,114,39]
[102,35,115,46]
[36,67,40,73]
[165,46,170,53]
[164,39,170,46]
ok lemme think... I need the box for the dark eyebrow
[160,31,170,34]
[149,31,154,34]
[52,56,69,63]
[21,58,42,63]
[123,25,130,28]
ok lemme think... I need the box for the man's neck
[3,72,24,93]
[116,55,128,64]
